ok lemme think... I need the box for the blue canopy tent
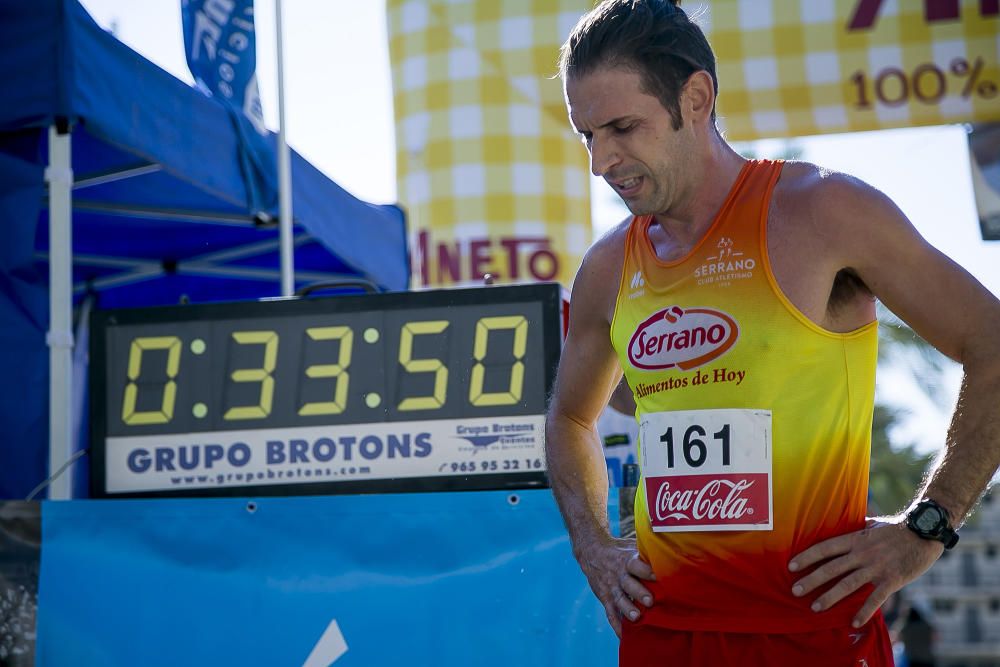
[0,0,410,499]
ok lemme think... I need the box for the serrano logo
[627,306,738,370]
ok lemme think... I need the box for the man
[544,0,1000,664]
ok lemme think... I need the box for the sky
[77,0,997,454]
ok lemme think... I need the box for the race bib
[639,408,772,532]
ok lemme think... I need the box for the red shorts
[620,612,894,667]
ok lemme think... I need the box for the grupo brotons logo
[454,422,537,451]
[627,306,739,371]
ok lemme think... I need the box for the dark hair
[558,0,718,130]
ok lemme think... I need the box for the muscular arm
[882,253,1000,524]
[546,250,622,551]
[825,173,1000,518]
[787,171,1000,626]
[545,225,655,635]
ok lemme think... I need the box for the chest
[644,212,872,333]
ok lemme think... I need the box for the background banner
[181,0,273,212]
[388,1,999,290]
[35,490,617,666]
[698,0,1000,140]
[388,0,594,288]
[969,122,1000,239]
[181,0,265,135]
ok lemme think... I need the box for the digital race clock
[90,284,563,497]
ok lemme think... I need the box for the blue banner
[181,0,273,212]
[36,490,617,666]
[182,0,264,135]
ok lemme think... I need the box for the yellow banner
[388,0,593,288]
[388,1,999,288]
[698,0,1000,140]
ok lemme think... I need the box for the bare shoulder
[772,160,1000,363]
[766,161,911,328]
[586,216,632,267]
[772,160,917,263]
[775,162,857,221]
[573,216,633,325]
[775,161,906,227]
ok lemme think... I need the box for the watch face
[914,506,943,532]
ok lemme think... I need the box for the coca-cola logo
[645,473,770,529]
[654,478,754,522]
[627,306,738,371]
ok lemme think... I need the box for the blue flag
[181,0,274,214]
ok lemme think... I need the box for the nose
[589,135,621,178]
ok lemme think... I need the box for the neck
[652,133,746,249]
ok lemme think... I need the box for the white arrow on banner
[302,619,348,667]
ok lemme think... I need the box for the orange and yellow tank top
[610,159,878,633]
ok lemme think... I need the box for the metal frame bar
[46,123,73,500]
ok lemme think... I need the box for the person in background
[598,378,639,488]
[895,596,938,667]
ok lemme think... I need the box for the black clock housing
[90,284,563,498]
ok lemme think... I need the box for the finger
[621,573,654,608]
[613,586,643,622]
[625,556,657,581]
[603,600,622,637]
[811,568,871,612]
[789,534,854,572]
[852,584,891,628]
[792,555,859,597]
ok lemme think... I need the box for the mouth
[610,176,642,198]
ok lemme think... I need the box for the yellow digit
[299,326,353,416]
[468,316,527,407]
[223,331,278,420]
[121,336,181,425]
[397,320,449,411]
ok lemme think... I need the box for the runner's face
[565,66,691,217]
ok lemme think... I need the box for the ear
[681,70,715,125]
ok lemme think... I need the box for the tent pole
[275,0,294,297]
[46,121,74,500]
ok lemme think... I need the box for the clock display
[90,284,563,498]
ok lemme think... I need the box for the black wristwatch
[905,499,959,549]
